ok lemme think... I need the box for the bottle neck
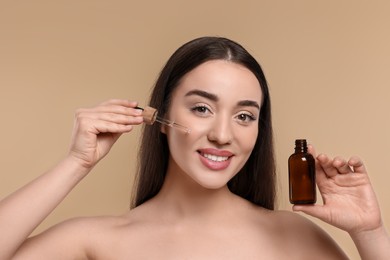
[295,146,307,153]
[294,139,308,153]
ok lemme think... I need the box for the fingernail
[134,109,143,115]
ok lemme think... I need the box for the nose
[207,114,233,145]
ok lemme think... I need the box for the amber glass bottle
[288,139,316,204]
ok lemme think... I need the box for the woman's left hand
[293,145,382,235]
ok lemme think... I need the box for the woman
[0,37,389,259]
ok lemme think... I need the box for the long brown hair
[131,37,276,210]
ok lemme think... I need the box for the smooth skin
[0,61,389,259]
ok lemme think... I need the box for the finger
[307,147,328,184]
[316,154,339,178]
[292,204,329,222]
[313,155,328,184]
[308,144,331,184]
[90,105,143,117]
[99,113,144,125]
[99,99,139,108]
[332,156,352,174]
[308,144,316,157]
[77,117,135,135]
[78,111,144,125]
[93,121,134,134]
[348,156,367,174]
[76,104,143,122]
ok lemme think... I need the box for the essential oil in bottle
[288,139,316,204]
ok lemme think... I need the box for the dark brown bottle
[288,139,316,204]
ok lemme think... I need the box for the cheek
[165,119,210,166]
[186,119,210,136]
[168,113,210,140]
[240,127,258,154]
[166,121,206,149]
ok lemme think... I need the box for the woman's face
[164,60,262,189]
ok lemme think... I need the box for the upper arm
[277,211,349,260]
[12,218,93,260]
[301,219,349,259]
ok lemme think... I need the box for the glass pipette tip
[154,117,191,134]
[136,106,191,134]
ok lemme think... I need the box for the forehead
[173,60,262,103]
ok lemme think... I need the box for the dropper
[136,106,191,134]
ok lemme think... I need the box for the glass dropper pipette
[136,106,191,134]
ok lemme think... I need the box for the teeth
[203,153,228,162]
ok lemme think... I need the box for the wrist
[66,148,99,169]
[350,221,386,241]
[350,225,390,260]
[62,154,94,179]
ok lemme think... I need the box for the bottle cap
[142,106,158,125]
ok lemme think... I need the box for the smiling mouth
[197,149,233,171]
[202,153,229,162]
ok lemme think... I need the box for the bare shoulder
[251,208,349,259]
[13,215,130,260]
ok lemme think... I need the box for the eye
[236,112,256,124]
[190,104,212,117]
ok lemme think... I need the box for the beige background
[1,1,389,258]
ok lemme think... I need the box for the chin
[192,176,232,190]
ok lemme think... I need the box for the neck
[152,162,238,219]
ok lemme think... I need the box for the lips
[197,148,234,171]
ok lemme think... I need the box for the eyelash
[191,104,212,116]
[236,113,256,123]
[190,104,257,124]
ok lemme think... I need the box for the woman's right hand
[68,99,144,171]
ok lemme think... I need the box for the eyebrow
[237,100,260,110]
[184,89,260,110]
[185,89,218,101]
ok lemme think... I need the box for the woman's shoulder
[50,213,132,231]
[249,208,349,259]
[14,215,130,259]
[250,208,325,241]
[45,213,148,258]
[34,214,133,245]
[257,209,321,234]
